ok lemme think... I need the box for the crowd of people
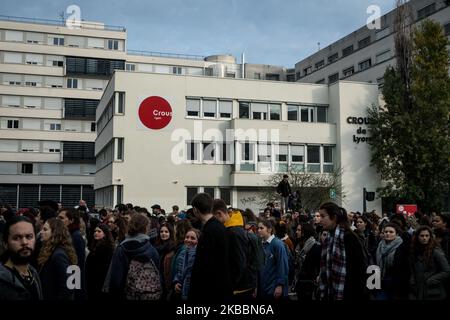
[0,194,449,301]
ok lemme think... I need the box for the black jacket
[343,230,369,300]
[277,180,292,197]
[86,244,113,300]
[105,234,159,299]
[189,217,233,302]
[0,263,43,300]
[39,247,74,300]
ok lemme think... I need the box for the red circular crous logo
[138,96,173,130]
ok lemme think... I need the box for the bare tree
[260,166,345,213]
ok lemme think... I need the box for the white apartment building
[95,71,382,214]
[0,15,291,209]
[295,0,450,86]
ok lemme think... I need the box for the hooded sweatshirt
[0,263,43,300]
[105,234,159,299]
[224,211,257,293]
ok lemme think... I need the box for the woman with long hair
[317,202,368,301]
[173,228,200,301]
[85,224,114,300]
[410,225,450,300]
[154,222,176,299]
[38,217,77,300]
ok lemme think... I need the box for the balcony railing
[0,15,125,32]
[127,49,205,61]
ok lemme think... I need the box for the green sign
[329,188,336,199]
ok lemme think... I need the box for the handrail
[0,15,126,32]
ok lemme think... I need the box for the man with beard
[0,216,43,300]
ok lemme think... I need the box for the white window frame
[186,98,200,118]
[202,100,217,118]
[218,100,232,119]
[300,106,315,123]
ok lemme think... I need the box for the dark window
[91,122,96,132]
[204,187,215,198]
[21,163,33,174]
[307,146,320,163]
[445,23,450,36]
[82,185,95,207]
[343,66,354,77]
[315,78,325,84]
[7,120,19,129]
[417,3,436,19]
[108,40,119,50]
[239,102,250,119]
[62,142,95,163]
[52,60,64,67]
[317,107,327,123]
[287,106,298,121]
[187,187,198,205]
[40,185,60,203]
[117,138,124,160]
[328,53,338,64]
[295,72,301,80]
[61,185,81,207]
[243,143,252,161]
[359,59,372,71]
[342,45,354,57]
[328,73,339,84]
[118,92,125,113]
[18,184,39,208]
[0,184,18,206]
[66,57,125,76]
[315,60,324,69]
[220,188,231,205]
[67,78,78,88]
[187,142,198,161]
[64,99,98,120]
[303,66,312,76]
[254,73,261,79]
[324,146,333,163]
[221,143,231,162]
[286,74,296,82]
[358,36,371,49]
[265,73,280,81]
[116,185,123,205]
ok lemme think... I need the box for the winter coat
[173,245,196,300]
[0,263,43,300]
[104,234,160,299]
[189,217,233,302]
[85,243,113,300]
[410,248,450,300]
[224,211,257,293]
[277,180,292,197]
[39,247,74,300]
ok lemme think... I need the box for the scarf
[319,226,346,300]
[376,236,403,279]
[299,236,317,264]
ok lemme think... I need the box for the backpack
[125,258,162,300]
[246,232,265,272]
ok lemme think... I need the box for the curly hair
[38,217,77,267]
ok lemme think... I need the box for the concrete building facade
[294,0,450,86]
[95,71,382,214]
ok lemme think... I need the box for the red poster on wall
[396,204,417,216]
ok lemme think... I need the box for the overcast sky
[2,0,396,66]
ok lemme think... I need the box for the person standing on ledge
[277,174,292,214]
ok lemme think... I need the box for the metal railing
[127,49,205,61]
[0,15,125,32]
